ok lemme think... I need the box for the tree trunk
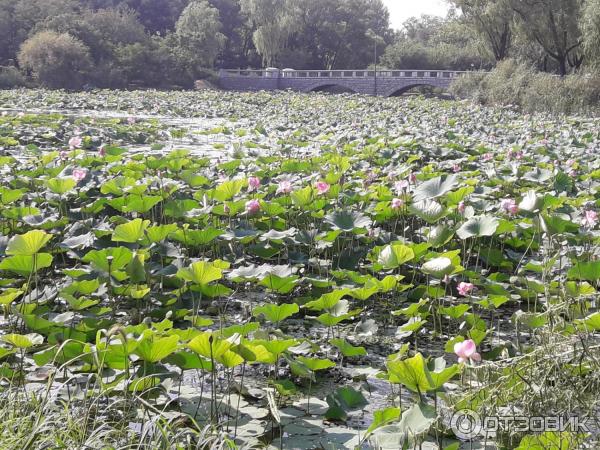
[558,56,567,77]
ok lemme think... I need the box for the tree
[121,0,189,34]
[0,0,79,65]
[0,0,17,64]
[581,0,600,68]
[240,0,301,66]
[41,7,147,60]
[285,0,392,70]
[18,31,93,89]
[510,0,584,75]
[175,0,226,73]
[208,0,258,68]
[116,36,186,87]
[451,0,513,61]
[380,14,490,71]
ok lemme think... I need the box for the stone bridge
[218,68,465,96]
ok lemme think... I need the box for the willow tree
[452,0,514,61]
[240,0,300,66]
[510,0,584,75]
[582,0,600,68]
[175,0,226,71]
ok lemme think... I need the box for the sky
[383,0,450,29]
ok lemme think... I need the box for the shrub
[18,31,93,89]
[0,66,26,89]
[451,59,600,115]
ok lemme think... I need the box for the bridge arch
[306,83,358,94]
[384,83,447,97]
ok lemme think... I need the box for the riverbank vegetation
[450,59,600,115]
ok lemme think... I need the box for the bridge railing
[220,69,467,79]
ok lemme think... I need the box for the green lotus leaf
[296,356,336,371]
[377,244,415,269]
[421,257,454,278]
[324,210,372,231]
[47,177,76,194]
[0,254,53,276]
[259,274,298,294]
[1,333,43,349]
[456,215,499,239]
[188,332,233,359]
[6,230,52,255]
[412,174,458,202]
[0,288,24,306]
[212,179,245,201]
[409,199,447,223]
[112,218,150,243]
[134,334,179,363]
[253,302,299,323]
[329,338,367,357]
[366,407,402,437]
[177,261,223,285]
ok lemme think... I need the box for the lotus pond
[0,89,599,449]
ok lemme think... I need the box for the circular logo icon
[450,409,481,439]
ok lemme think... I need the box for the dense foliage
[1,0,599,90]
[0,89,599,448]
[451,59,600,115]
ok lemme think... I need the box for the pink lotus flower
[457,282,474,296]
[245,199,260,214]
[394,180,409,193]
[68,136,82,149]
[566,159,575,167]
[248,176,261,191]
[127,117,136,124]
[483,153,493,162]
[59,151,68,160]
[581,210,598,229]
[391,198,404,209]
[500,198,518,215]
[316,181,330,195]
[452,164,460,173]
[454,339,481,364]
[276,180,293,194]
[72,168,87,182]
[458,201,466,214]
[568,169,577,177]
[408,173,417,184]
